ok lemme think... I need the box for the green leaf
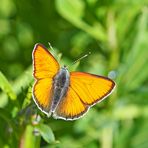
[36,124,55,144]
[0,66,32,107]
[23,125,40,148]
[0,71,16,100]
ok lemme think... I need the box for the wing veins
[70,85,89,106]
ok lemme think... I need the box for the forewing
[32,43,60,79]
[70,72,115,105]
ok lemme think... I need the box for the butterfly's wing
[33,44,59,79]
[33,78,53,114]
[32,43,60,115]
[53,86,88,120]
[70,72,115,105]
[54,72,115,120]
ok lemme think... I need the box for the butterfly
[32,43,115,121]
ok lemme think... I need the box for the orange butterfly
[32,43,115,120]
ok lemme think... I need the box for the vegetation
[0,0,147,147]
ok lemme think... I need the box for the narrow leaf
[0,71,16,100]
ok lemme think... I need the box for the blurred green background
[0,0,148,148]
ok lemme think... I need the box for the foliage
[0,0,147,147]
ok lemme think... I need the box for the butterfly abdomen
[51,67,70,112]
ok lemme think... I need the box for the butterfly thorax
[51,67,70,112]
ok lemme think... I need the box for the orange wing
[33,78,53,115]
[32,43,60,79]
[70,72,115,105]
[53,86,88,120]
[32,43,60,114]
[54,72,115,120]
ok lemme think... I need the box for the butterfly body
[51,67,70,113]
[32,43,115,120]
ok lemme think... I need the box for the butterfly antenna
[67,51,91,68]
[48,42,61,62]
[48,42,56,55]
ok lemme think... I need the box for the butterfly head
[63,65,68,69]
